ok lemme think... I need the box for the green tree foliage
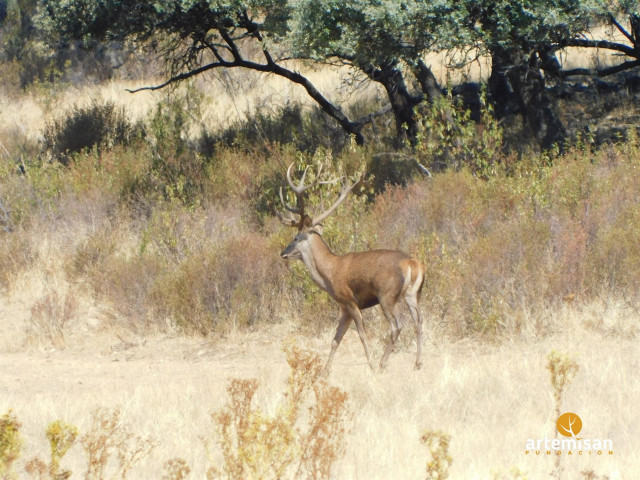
[290,0,459,141]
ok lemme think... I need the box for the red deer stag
[278,163,424,374]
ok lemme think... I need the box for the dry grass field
[0,294,637,479]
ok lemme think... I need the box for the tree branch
[560,37,636,57]
[126,62,225,92]
[353,104,393,129]
[560,59,640,77]
[126,57,364,144]
[609,13,635,45]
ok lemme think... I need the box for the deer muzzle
[280,241,299,260]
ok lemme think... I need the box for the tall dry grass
[1,312,636,479]
[2,124,640,340]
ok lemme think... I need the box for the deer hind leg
[405,293,423,369]
[344,302,375,371]
[379,300,402,370]
[324,307,353,375]
[403,261,424,369]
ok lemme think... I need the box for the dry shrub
[162,458,191,480]
[26,420,78,480]
[421,430,452,480]
[208,345,351,480]
[66,229,118,281]
[587,206,640,299]
[0,229,37,292]
[82,407,155,480]
[362,144,640,337]
[546,351,579,420]
[581,470,610,480]
[547,351,579,479]
[0,410,22,480]
[27,288,78,348]
[491,466,528,480]
[85,253,165,327]
[151,232,288,334]
[23,458,47,480]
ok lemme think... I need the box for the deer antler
[277,163,362,230]
[309,174,363,227]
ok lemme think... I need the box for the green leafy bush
[42,100,142,164]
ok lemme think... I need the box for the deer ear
[312,224,324,236]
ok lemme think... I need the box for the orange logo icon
[556,413,582,438]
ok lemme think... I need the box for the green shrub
[415,89,504,177]
[42,100,142,164]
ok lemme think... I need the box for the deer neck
[300,233,337,293]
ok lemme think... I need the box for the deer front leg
[323,308,353,376]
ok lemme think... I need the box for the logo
[556,412,582,438]
[525,413,613,456]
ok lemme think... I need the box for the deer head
[277,163,362,260]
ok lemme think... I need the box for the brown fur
[282,229,425,373]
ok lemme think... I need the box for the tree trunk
[489,47,567,150]
[366,63,420,145]
[506,57,567,150]
[488,49,517,119]
[414,59,444,103]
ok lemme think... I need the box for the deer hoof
[414,361,423,370]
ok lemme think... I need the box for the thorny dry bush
[547,350,580,480]
[25,420,78,480]
[207,344,352,480]
[81,407,156,480]
[2,347,351,480]
[421,430,452,480]
[20,409,155,480]
[0,410,22,480]
[27,289,78,348]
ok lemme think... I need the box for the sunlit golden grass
[0,63,382,145]
[0,306,636,479]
